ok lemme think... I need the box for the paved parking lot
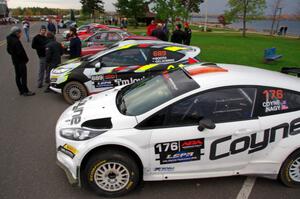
[0,22,299,199]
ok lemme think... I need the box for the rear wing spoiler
[281,67,300,77]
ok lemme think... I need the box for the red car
[81,35,159,56]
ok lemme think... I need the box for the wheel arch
[79,144,144,181]
[279,147,300,175]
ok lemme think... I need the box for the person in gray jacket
[45,32,63,92]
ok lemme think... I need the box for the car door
[87,48,149,94]
[139,87,261,179]
[253,87,300,162]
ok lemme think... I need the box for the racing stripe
[164,46,187,51]
[135,64,159,73]
[118,44,136,50]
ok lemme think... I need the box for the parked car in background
[81,35,158,56]
[50,40,200,103]
[62,30,132,53]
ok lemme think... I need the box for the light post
[204,0,208,32]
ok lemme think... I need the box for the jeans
[24,28,30,42]
[37,57,47,86]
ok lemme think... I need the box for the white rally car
[56,64,300,197]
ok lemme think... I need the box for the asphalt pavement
[0,22,299,199]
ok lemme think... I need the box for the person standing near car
[44,32,63,92]
[22,19,30,42]
[6,26,35,96]
[184,22,192,45]
[151,23,168,41]
[47,19,56,35]
[69,27,82,59]
[171,24,186,44]
[32,25,49,88]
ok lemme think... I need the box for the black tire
[81,150,140,197]
[63,81,88,104]
[279,149,300,187]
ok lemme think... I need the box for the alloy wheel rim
[289,157,300,182]
[67,85,82,100]
[94,162,130,192]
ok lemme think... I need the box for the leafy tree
[114,0,147,27]
[153,0,185,30]
[180,0,204,21]
[225,0,266,37]
[153,0,204,30]
[80,0,104,22]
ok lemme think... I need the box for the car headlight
[60,128,107,141]
[52,68,71,74]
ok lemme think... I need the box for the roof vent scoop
[81,118,113,129]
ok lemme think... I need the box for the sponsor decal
[94,81,113,88]
[164,46,187,52]
[154,167,175,172]
[91,75,104,81]
[115,76,145,86]
[210,117,300,160]
[69,100,87,125]
[58,144,78,158]
[155,138,205,164]
[152,56,175,64]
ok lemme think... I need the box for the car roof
[184,63,300,92]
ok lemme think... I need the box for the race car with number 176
[56,64,300,197]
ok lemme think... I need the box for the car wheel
[279,149,300,187]
[82,150,140,197]
[63,81,87,104]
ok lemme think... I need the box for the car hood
[57,88,138,130]
[55,58,83,70]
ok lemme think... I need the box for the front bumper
[50,86,62,94]
[56,151,80,186]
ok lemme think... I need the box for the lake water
[191,17,300,36]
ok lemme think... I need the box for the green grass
[129,27,300,72]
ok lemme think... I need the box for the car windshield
[116,69,200,116]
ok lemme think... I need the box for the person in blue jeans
[22,20,30,42]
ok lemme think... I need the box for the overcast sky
[6,0,300,15]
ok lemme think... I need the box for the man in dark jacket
[7,26,35,96]
[69,27,82,59]
[184,22,192,45]
[32,25,48,88]
[45,32,63,92]
[47,19,56,35]
[171,24,186,44]
[151,23,168,41]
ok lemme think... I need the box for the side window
[108,33,121,41]
[91,33,108,42]
[150,49,184,64]
[257,87,300,116]
[138,87,257,128]
[165,87,256,125]
[101,49,147,67]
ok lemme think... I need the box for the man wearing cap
[69,27,82,59]
[171,24,186,44]
[6,26,35,96]
[32,25,49,88]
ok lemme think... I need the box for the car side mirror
[198,118,216,131]
[95,62,101,72]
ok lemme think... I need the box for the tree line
[11,7,80,17]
